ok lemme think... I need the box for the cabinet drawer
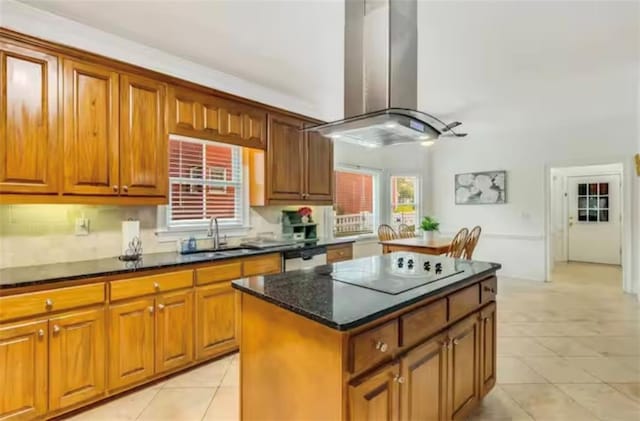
[349,320,399,373]
[481,277,497,304]
[327,244,353,263]
[400,298,447,348]
[0,283,105,322]
[195,261,243,286]
[110,270,193,301]
[448,284,480,322]
[242,253,282,276]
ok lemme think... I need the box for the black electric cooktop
[331,253,464,295]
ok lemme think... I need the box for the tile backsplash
[0,205,331,268]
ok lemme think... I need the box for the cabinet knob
[45,298,53,308]
[52,325,60,334]
[375,341,388,353]
[393,375,405,384]
[453,339,460,345]
[446,340,453,349]
[148,306,154,314]
[153,282,160,290]
[123,185,129,193]
[113,185,119,192]
[157,303,165,311]
[37,329,45,337]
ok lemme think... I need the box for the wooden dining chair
[378,224,398,241]
[398,224,415,238]
[463,226,482,259]
[447,228,469,258]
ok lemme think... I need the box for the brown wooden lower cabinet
[400,332,448,421]
[156,291,194,373]
[108,297,155,390]
[196,282,237,360]
[447,313,481,420]
[480,303,497,396]
[348,362,400,421]
[49,308,106,411]
[0,319,48,421]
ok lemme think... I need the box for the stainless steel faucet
[207,217,221,249]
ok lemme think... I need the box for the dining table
[379,237,452,255]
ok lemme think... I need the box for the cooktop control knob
[424,262,431,271]
[407,259,414,265]
[435,262,442,274]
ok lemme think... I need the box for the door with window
[567,175,621,265]
[390,176,419,233]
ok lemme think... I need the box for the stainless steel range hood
[304,0,466,147]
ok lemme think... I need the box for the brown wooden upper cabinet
[120,73,168,197]
[249,114,333,206]
[0,41,59,194]
[168,85,267,149]
[62,59,119,195]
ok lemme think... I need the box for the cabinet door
[63,59,119,195]
[168,85,202,134]
[156,290,194,373]
[120,73,167,197]
[447,313,481,420]
[304,131,333,202]
[196,283,237,360]
[480,303,497,396]
[400,333,448,421]
[348,363,400,421]
[0,42,58,194]
[108,298,155,390]
[49,308,106,411]
[0,319,48,420]
[267,114,304,202]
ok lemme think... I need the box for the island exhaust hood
[304,0,466,147]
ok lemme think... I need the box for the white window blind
[168,136,244,228]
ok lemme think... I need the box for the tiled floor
[68,262,639,421]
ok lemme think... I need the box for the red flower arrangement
[297,206,313,217]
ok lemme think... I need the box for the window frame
[333,164,381,240]
[157,135,250,238]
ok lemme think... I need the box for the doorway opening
[547,163,624,286]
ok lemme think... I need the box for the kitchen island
[232,253,501,421]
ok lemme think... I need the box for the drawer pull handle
[153,282,160,290]
[123,185,129,193]
[52,325,60,334]
[375,341,388,353]
[148,306,154,314]
[112,185,119,192]
[45,298,53,308]
[393,374,405,384]
[37,329,45,337]
[158,304,165,311]
[483,286,496,293]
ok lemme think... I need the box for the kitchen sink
[181,247,257,257]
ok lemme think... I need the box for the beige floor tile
[575,336,640,356]
[565,357,640,383]
[609,383,640,403]
[67,388,159,421]
[500,384,599,421]
[137,388,215,421]
[220,361,239,388]
[520,356,601,383]
[497,337,556,357]
[163,359,230,388]
[557,383,640,421]
[466,386,533,421]
[534,336,602,357]
[609,356,640,371]
[203,386,239,421]
[496,357,547,384]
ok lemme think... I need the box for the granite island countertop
[232,253,501,331]
[0,238,354,290]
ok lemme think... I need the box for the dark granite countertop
[0,238,354,290]
[232,253,501,331]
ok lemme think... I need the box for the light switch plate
[75,217,90,236]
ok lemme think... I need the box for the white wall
[417,1,640,285]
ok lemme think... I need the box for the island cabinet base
[238,276,498,421]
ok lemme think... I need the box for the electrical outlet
[75,217,90,236]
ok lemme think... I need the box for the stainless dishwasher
[283,246,327,271]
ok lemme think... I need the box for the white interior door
[567,174,621,265]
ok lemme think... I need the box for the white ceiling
[18,0,344,118]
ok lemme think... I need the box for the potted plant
[420,216,439,242]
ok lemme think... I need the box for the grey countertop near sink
[0,238,355,290]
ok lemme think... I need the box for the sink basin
[181,247,256,257]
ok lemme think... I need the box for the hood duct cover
[305,0,466,147]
